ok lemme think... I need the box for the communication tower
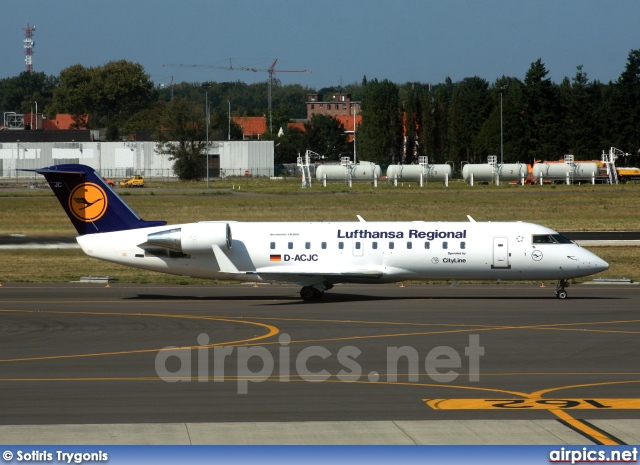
[23,23,36,73]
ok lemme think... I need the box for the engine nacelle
[146,222,232,254]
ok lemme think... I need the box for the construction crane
[163,59,311,133]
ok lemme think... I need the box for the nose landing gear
[555,279,569,299]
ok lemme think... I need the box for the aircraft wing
[211,244,383,286]
[249,267,384,286]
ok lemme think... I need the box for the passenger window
[443,241,448,249]
[339,242,344,250]
[288,242,293,249]
[321,242,327,249]
[424,242,430,249]
[270,242,275,250]
[461,241,466,249]
[389,242,395,250]
[407,241,412,249]
[355,242,361,250]
[305,242,311,249]
[372,242,378,250]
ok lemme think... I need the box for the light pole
[202,83,211,188]
[353,103,357,164]
[499,85,508,165]
[227,100,231,141]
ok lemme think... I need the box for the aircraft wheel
[556,290,568,299]
[300,286,322,302]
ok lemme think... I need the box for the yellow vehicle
[617,167,640,183]
[119,175,145,188]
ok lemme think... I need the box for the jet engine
[145,222,232,254]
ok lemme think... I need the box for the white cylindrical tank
[350,161,381,180]
[386,165,422,182]
[497,163,529,181]
[386,164,451,182]
[463,163,530,183]
[315,164,349,181]
[462,164,495,182]
[425,164,452,182]
[315,162,381,182]
[533,162,599,181]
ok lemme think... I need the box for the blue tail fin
[32,164,167,235]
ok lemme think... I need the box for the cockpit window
[532,234,573,244]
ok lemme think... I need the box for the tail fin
[32,164,167,235]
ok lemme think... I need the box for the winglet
[467,215,476,223]
[357,215,366,222]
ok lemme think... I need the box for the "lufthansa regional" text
[337,229,466,240]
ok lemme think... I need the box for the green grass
[1,180,639,235]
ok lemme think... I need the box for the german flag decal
[270,254,282,262]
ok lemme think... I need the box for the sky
[2,0,640,90]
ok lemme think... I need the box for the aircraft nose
[582,250,609,273]
[594,259,610,273]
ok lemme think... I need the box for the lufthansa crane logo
[68,183,108,222]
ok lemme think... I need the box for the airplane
[29,164,609,301]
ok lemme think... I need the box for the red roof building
[232,116,267,139]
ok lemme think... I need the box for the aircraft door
[492,237,510,269]
[352,239,364,257]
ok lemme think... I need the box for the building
[231,116,267,140]
[1,112,87,132]
[1,110,273,179]
[306,93,361,120]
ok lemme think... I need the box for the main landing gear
[555,279,569,299]
[300,282,333,302]
[300,286,323,301]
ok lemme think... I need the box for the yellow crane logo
[68,183,108,222]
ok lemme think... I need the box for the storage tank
[350,161,381,180]
[316,162,381,182]
[386,164,452,183]
[462,163,529,183]
[497,163,529,181]
[462,164,495,183]
[532,162,599,182]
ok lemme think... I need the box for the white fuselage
[76,221,608,285]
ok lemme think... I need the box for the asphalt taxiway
[0,283,639,444]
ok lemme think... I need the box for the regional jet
[30,164,609,301]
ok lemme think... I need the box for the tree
[357,79,403,164]
[400,83,427,164]
[274,127,306,164]
[557,65,602,158]
[155,98,207,180]
[421,78,453,163]
[50,60,156,139]
[520,59,560,160]
[0,71,59,117]
[121,102,166,136]
[304,114,349,161]
[448,77,492,165]
[610,49,640,154]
